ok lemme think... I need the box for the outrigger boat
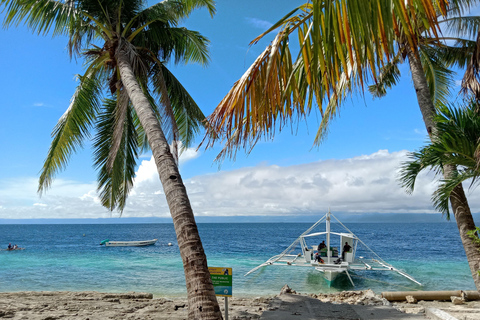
[245,211,421,287]
[99,239,157,247]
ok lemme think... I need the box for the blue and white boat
[245,210,421,286]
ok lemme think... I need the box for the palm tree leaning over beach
[1,0,222,318]
[202,0,480,290]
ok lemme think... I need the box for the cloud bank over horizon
[1,149,478,220]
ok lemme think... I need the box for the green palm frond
[433,39,476,69]
[2,0,77,36]
[38,75,102,194]
[419,45,455,108]
[399,101,480,216]
[155,64,206,149]
[161,0,215,20]
[443,16,480,39]
[136,27,210,65]
[368,54,402,98]
[433,170,476,218]
[399,147,446,193]
[94,98,138,212]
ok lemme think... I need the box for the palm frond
[161,0,215,20]
[432,171,475,218]
[443,15,480,39]
[368,54,402,98]
[38,75,102,194]
[203,31,301,161]
[433,39,476,69]
[204,0,455,160]
[136,27,210,65]
[419,45,455,108]
[154,64,206,149]
[105,88,130,172]
[2,0,77,36]
[93,98,139,212]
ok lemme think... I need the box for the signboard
[209,267,232,297]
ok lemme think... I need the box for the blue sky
[1,1,479,221]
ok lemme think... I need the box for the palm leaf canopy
[1,0,215,211]
[202,0,477,161]
[399,101,480,218]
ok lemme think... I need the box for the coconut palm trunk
[407,49,480,290]
[117,49,222,319]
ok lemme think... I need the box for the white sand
[0,290,479,319]
[0,291,271,319]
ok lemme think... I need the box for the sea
[0,222,476,297]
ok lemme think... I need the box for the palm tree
[1,0,222,318]
[368,12,480,290]
[399,102,480,277]
[202,0,480,290]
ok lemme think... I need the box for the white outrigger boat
[245,211,421,287]
[99,239,157,247]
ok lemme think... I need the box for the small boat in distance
[245,210,421,287]
[3,244,24,251]
[99,239,157,247]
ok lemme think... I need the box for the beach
[0,291,270,319]
[1,289,480,320]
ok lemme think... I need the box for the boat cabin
[301,232,356,264]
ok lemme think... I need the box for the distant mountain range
[0,213,479,224]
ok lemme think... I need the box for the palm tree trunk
[117,49,222,319]
[408,49,480,291]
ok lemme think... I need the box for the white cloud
[2,149,480,219]
[33,203,47,207]
[245,17,273,30]
[182,149,445,216]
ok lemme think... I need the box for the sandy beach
[1,289,480,319]
[0,291,271,319]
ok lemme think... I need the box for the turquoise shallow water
[0,222,476,297]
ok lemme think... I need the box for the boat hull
[323,270,343,283]
[104,239,157,247]
[315,267,345,285]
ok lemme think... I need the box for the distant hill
[0,212,479,224]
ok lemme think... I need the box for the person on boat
[314,252,324,263]
[342,242,352,260]
[13,244,18,250]
[7,243,12,250]
[318,241,326,251]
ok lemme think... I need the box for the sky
[1,1,480,222]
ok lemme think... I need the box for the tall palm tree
[399,102,480,281]
[369,12,480,290]
[1,0,222,318]
[202,0,480,290]
[399,102,480,276]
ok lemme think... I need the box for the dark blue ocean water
[0,222,475,297]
